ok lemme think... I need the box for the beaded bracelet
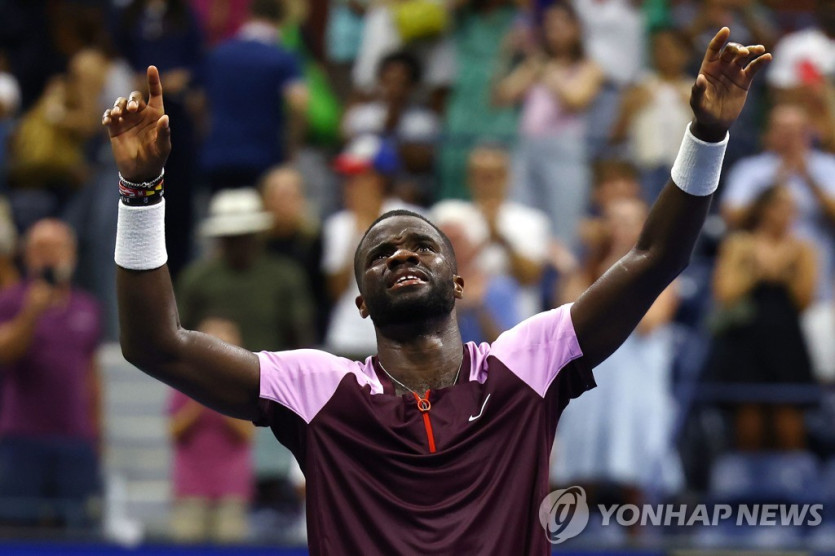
[119,180,164,206]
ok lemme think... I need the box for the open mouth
[392,275,426,289]
[388,270,429,289]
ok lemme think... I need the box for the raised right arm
[104,67,260,420]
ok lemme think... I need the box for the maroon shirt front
[254,305,595,554]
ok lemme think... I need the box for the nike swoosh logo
[469,394,491,422]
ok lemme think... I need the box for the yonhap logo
[538,486,589,544]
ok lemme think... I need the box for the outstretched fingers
[744,51,773,80]
[126,90,146,113]
[704,27,731,61]
[146,66,164,111]
[102,97,129,135]
[110,96,128,119]
[720,42,747,65]
[155,115,171,147]
[690,73,708,108]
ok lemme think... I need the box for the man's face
[219,234,259,269]
[24,220,76,282]
[379,62,413,103]
[468,149,509,203]
[344,170,384,212]
[262,169,304,226]
[652,31,690,77]
[355,216,462,328]
[766,105,810,155]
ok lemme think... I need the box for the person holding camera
[0,218,101,528]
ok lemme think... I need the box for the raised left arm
[570,28,771,368]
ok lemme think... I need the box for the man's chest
[308,364,547,461]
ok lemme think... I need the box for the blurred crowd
[1,0,835,546]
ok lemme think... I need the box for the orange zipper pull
[413,391,436,453]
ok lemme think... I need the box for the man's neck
[375,315,463,394]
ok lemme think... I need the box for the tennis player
[104,28,769,554]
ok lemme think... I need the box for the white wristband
[115,199,168,270]
[671,122,729,197]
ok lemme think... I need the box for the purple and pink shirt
[0,282,101,441]
[254,304,595,554]
[168,390,253,501]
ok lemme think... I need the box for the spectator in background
[342,51,439,205]
[325,0,367,100]
[767,0,835,151]
[571,0,644,90]
[7,73,90,232]
[576,159,642,271]
[0,219,101,527]
[169,317,254,543]
[8,26,129,229]
[721,102,835,302]
[259,165,330,344]
[62,41,135,342]
[707,185,817,451]
[431,200,522,343]
[433,145,549,318]
[176,188,314,519]
[554,197,682,504]
[352,0,454,107]
[0,199,17,292]
[201,0,309,191]
[177,188,315,352]
[323,135,421,357]
[494,1,603,246]
[189,0,252,47]
[114,0,204,279]
[678,0,776,55]
[609,28,695,202]
[115,0,204,96]
[437,0,519,200]
[571,0,645,158]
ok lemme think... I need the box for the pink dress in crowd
[168,390,254,501]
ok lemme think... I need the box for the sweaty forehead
[362,215,442,251]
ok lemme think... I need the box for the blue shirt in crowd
[201,32,303,175]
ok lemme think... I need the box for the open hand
[102,66,171,182]
[690,27,772,141]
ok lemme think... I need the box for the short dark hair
[353,210,457,283]
[377,51,423,85]
[250,0,285,22]
[540,1,585,62]
[592,158,639,188]
[741,184,785,232]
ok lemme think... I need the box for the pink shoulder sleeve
[489,304,584,398]
[257,349,375,424]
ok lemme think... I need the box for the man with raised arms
[103,28,769,554]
